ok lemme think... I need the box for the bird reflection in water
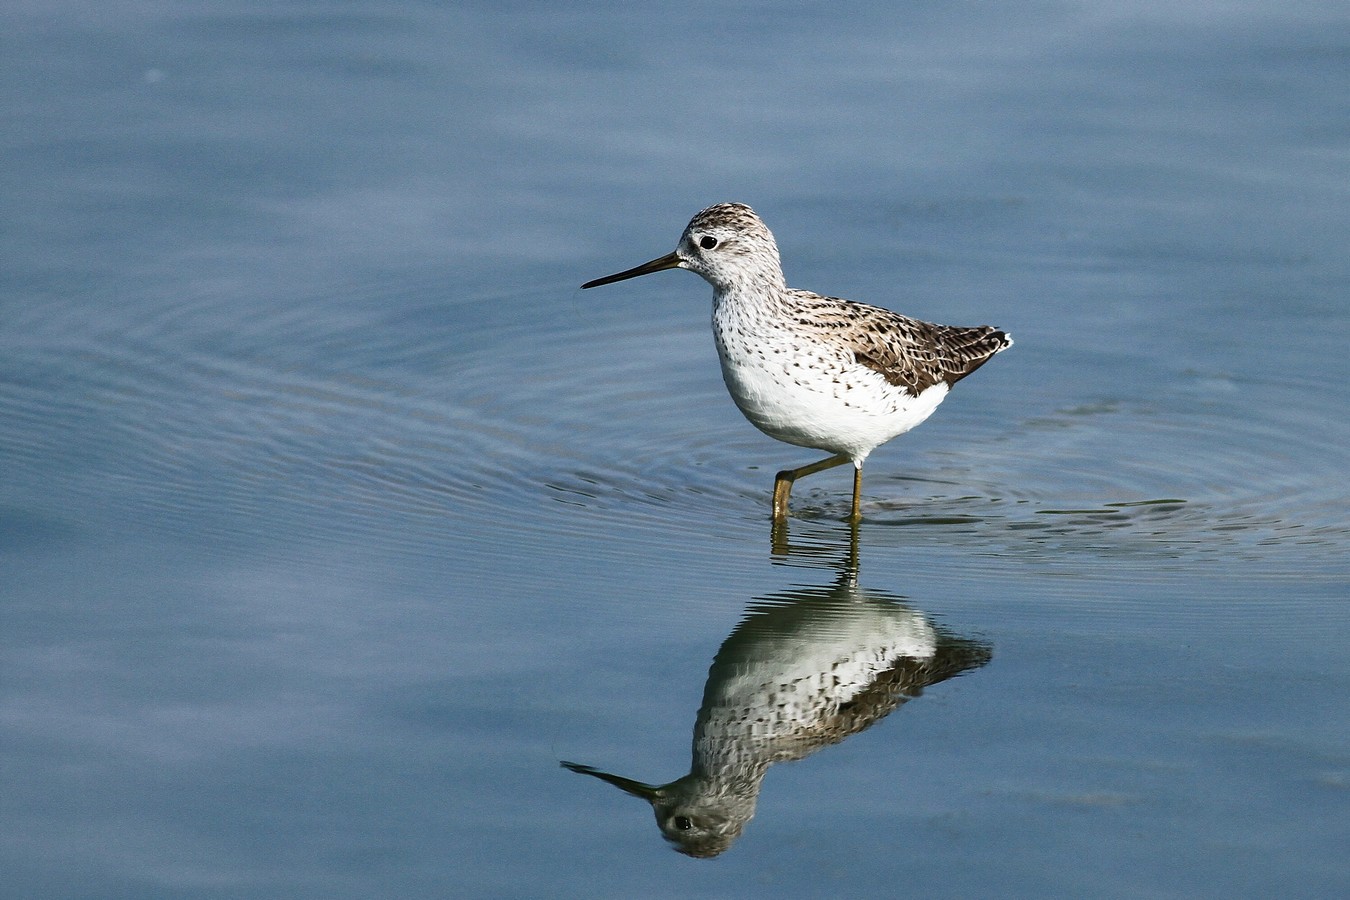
[562,527,991,857]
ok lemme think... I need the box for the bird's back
[783,289,1012,397]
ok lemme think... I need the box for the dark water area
[3,2,1348,897]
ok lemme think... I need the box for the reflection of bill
[563,575,990,858]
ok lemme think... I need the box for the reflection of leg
[769,515,791,558]
[850,464,863,522]
[771,453,850,520]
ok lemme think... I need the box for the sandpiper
[582,202,1011,521]
[561,563,992,857]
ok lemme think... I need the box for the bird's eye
[699,235,718,250]
[673,816,694,831]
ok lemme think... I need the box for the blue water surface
[3,2,1348,897]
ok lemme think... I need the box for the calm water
[4,2,1348,897]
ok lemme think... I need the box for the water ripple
[3,285,1344,582]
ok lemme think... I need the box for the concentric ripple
[3,278,1345,583]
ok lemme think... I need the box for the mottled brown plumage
[785,289,1010,394]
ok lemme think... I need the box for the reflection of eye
[673,816,693,831]
[699,235,718,250]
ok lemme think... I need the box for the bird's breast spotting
[712,312,950,460]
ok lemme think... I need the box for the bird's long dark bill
[580,250,683,289]
[560,761,663,800]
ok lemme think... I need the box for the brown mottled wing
[784,631,993,757]
[792,291,1011,395]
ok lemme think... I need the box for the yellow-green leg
[850,463,863,522]
[772,453,850,520]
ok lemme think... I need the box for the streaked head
[580,202,784,294]
[560,760,752,858]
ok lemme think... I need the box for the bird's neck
[711,275,791,319]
